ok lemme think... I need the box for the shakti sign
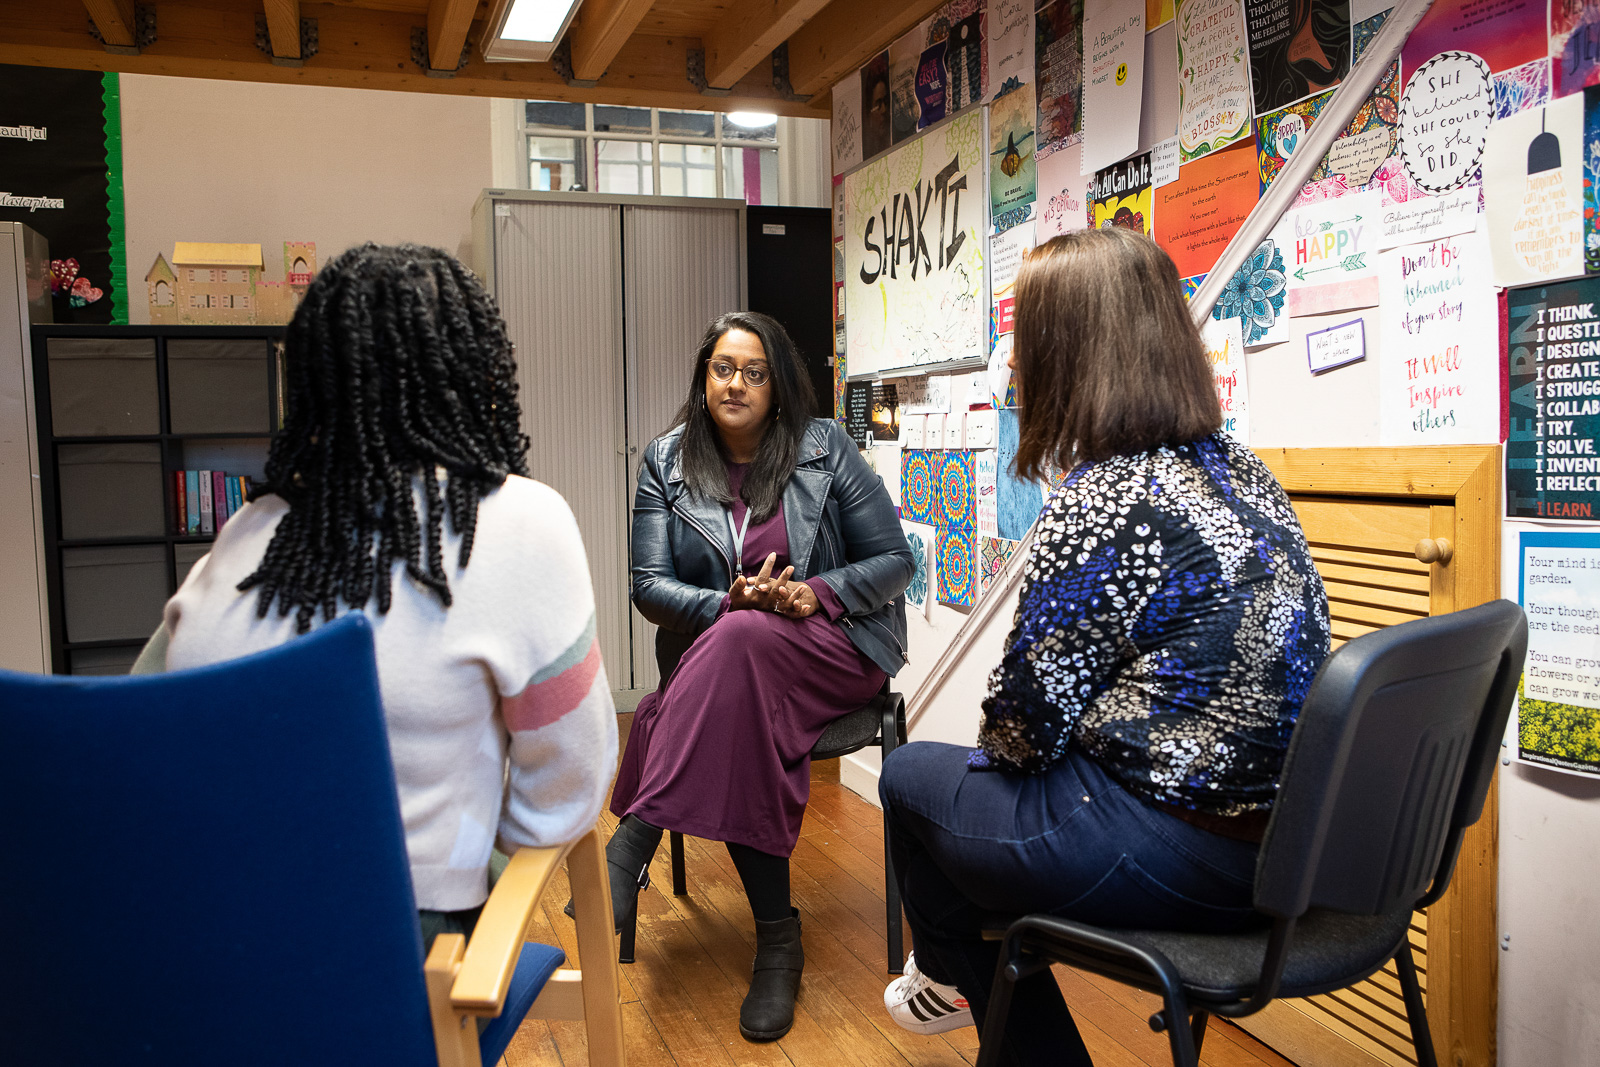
[845,114,987,376]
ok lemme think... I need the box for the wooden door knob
[1414,538,1454,564]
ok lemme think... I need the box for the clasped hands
[729,552,819,618]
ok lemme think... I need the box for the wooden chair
[622,680,909,974]
[974,600,1526,1067]
[0,614,624,1067]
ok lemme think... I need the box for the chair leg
[1396,938,1438,1067]
[1190,1009,1209,1057]
[974,937,1021,1067]
[670,831,687,896]
[881,705,905,974]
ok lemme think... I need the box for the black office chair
[976,599,1527,1067]
[622,679,909,973]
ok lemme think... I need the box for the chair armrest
[451,843,572,1015]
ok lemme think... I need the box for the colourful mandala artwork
[939,450,975,529]
[937,525,975,607]
[901,451,936,525]
[904,530,929,607]
[979,536,1018,593]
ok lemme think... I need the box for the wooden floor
[501,726,1296,1067]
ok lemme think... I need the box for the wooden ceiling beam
[786,0,945,97]
[567,0,657,83]
[262,0,302,60]
[426,0,475,71]
[81,0,136,49]
[0,0,816,116]
[703,0,831,90]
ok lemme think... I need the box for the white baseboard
[840,751,883,809]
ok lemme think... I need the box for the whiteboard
[844,112,989,377]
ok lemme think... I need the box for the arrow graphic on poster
[1293,254,1367,280]
[1317,215,1363,232]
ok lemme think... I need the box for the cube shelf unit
[30,325,284,675]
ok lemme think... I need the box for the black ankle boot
[739,908,804,1042]
[565,816,661,933]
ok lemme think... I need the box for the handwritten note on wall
[1378,227,1500,444]
[989,0,1035,98]
[1399,50,1492,193]
[1201,315,1250,442]
[1175,0,1253,163]
[1082,0,1144,174]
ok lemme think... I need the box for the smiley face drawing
[1116,62,1128,86]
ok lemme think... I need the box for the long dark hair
[239,243,531,632]
[1012,228,1220,479]
[670,311,815,523]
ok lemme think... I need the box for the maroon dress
[610,464,889,857]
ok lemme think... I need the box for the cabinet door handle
[1414,538,1454,564]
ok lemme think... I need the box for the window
[519,103,779,201]
[529,135,584,191]
[153,280,171,306]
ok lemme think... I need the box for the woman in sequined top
[877,228,1330,1066]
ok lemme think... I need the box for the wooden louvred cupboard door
[1245,447,1499,1067]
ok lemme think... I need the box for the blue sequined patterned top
[972,434,1330,816]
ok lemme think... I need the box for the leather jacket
[631,418,913,680]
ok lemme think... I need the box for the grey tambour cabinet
[472,190,745,699]
[0,223,52,672]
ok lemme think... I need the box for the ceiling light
[481,0,584,62]
[726,112,778,129]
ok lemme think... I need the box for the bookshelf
[30,325,284,675]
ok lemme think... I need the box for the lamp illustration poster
[1484,94,1586,287]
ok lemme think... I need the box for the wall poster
[1516,531,1600,778]
[1399,51,1492,195]
[1201,315,1250,442]
[1089,152,1154,233]
[1081,0,1145,175]
[1036,0,1086,156]
[1377,226,1499,445]
[845,113,988,376]
[0,64,127,323]
[1246,0,1351,116]
[1153,139,1257,279]
[1484,95,1586,287]
[1174,0,1254,163]
[1037,142,1091,236]
[990,82,1038,214]
[1506,275,1600,520]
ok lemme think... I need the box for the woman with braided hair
[145,243,618,947]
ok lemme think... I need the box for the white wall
[120,75,494,320]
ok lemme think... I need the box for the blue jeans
[880,742,1262,1066]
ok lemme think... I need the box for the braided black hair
[238,243,531,632]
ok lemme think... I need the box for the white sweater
[163,475,618,911]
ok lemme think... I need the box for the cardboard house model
[146,240,316,325]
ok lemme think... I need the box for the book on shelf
[184,471,200,535]
[213,471,229,531]
[173,471,187,535]
[198,470,214,535]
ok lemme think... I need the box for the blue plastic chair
[0,613,624,1067]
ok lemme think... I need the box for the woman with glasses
[606,311,912,1042]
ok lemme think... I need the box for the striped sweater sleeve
[494,488,619,851]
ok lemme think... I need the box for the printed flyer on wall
[1517,530,1600,778]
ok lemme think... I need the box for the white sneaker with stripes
[883,952,974,1035]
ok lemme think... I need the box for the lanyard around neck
[726,504,753,576]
